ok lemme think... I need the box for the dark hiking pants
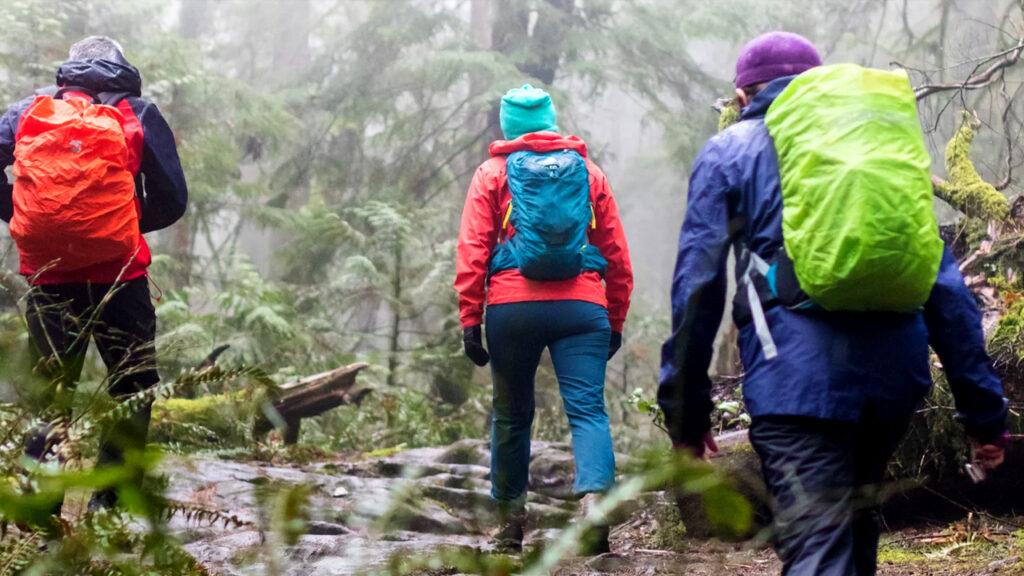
[749,412,911,576]
[21,276,159,510]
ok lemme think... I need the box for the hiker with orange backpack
[658,32,1007,575]
[454,85,633,553]
[0,37,187,516]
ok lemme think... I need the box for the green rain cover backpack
[763,63,944,312]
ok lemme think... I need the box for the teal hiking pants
[485,300,615,505]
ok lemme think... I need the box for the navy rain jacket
[658,76,1007,446]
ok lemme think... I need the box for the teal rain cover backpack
[489,149,607,281]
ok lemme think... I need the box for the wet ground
[156,439,1024,576]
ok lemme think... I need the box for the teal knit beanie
[499,84,559,140]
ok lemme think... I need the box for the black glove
[608,331,622,360]
[463,325,490,367]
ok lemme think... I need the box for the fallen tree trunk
[253,362,372,444]
[151,361,372,448]
[0,266,28,313]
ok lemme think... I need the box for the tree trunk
[470,0,492,50]
[387,244,404,388]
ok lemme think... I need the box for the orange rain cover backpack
[9,89,139,274]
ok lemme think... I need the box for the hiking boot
[491,506,527,553]
[577,492,610,556]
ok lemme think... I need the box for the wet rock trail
[164,439,1024,576]
[167,440,583,575]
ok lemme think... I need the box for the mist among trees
[1,0,1023,574]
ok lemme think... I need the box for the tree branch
[909,38,1024,101]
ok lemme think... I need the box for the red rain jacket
[454,132,633,332]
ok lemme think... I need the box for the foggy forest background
[0,0,1019,452]
[1,0,1024,574]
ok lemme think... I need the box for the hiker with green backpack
[658,32,1008,576]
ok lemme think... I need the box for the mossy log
[253,362,372,444]
[151,392,252,447]
[152,362,372,447]
[933,111,1010,223]
[717,98,741,132]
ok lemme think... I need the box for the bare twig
[868,0,889,67]
[910,38,1024,101]
[959,249,988,273]
[901,0,916,50]
[994,78,1023,191]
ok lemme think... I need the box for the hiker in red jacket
[454,85,633,553]
[0,36,187,518]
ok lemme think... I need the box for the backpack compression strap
[737,246,779,360]
[499,202,596,233]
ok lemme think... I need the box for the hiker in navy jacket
[0,36,187,516]
[659,32,1007,576]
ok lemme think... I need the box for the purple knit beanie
[735,31,821,89]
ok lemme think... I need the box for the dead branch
[253,362,372,444]
[908,38,1024,101]
[196,344,231,371]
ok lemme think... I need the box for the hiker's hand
[674,430,719,461]
[463,325,490,367]
[608,332,622,360]
[970,438,1006,471]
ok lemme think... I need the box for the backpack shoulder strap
[735,243,778,360]
[496,157,508,192]
[495,158,510,234]
[50,86,131,107]
[97,91,132,106]
[54,86,101,104]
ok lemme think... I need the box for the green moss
[364,443,408,459]
[991,299,1024,371]
[962,216,993,251]
[650,499,689,552]
[939,111,1010,222]
[890,372,970,481]
[878,545,927,565]
[718,98,741,132]
[150,393,251,449]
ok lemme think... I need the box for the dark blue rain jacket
[658,76,1007,446]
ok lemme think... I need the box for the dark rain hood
[55,59,142,97]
